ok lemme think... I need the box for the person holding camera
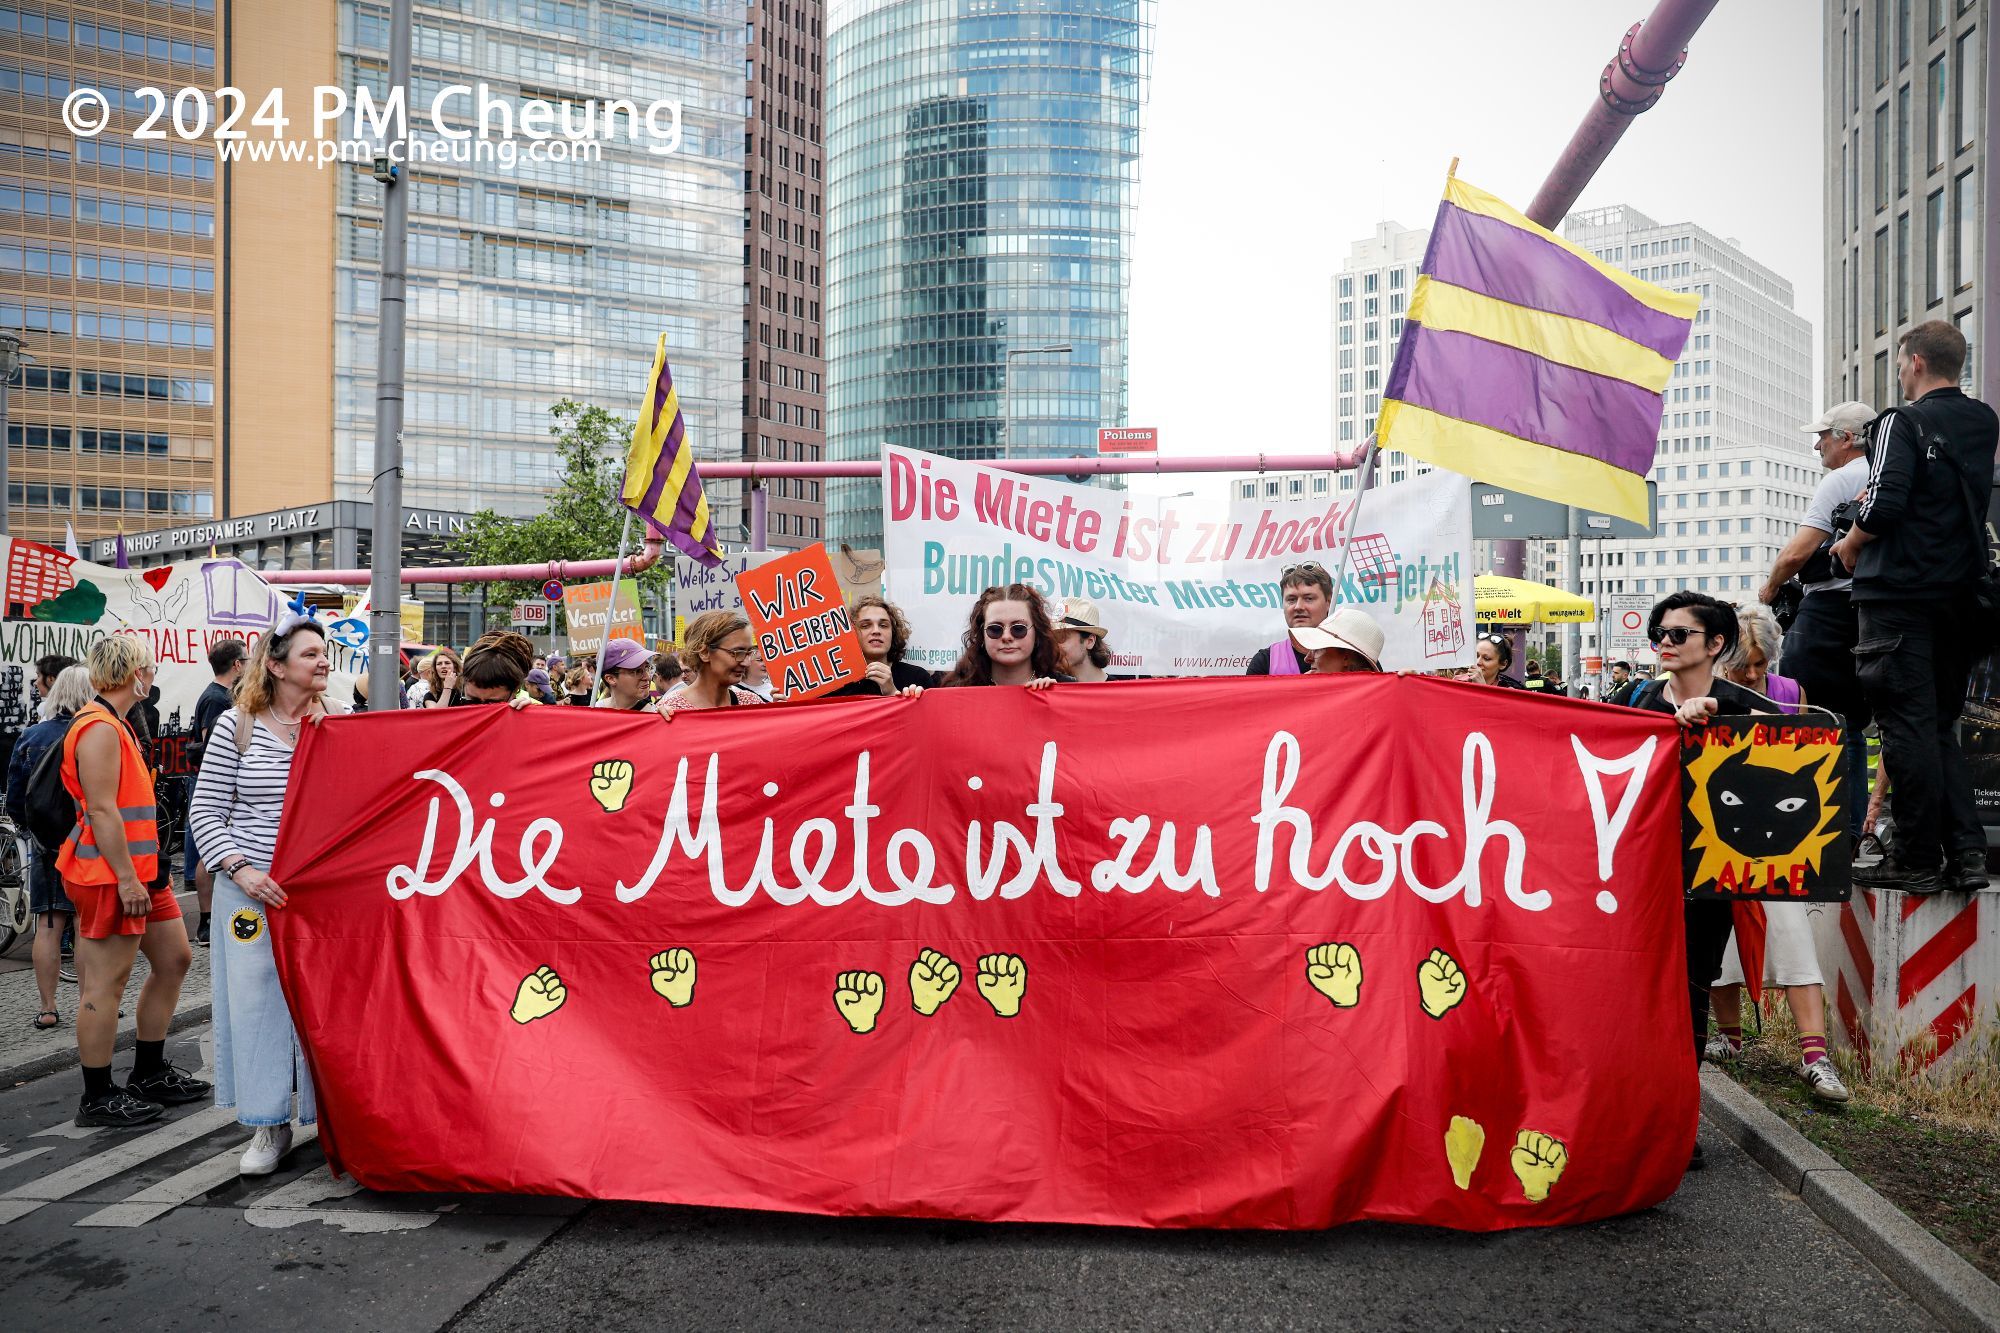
[1759,400,1873,838]
[1830,322,1998,895]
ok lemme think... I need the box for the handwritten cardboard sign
[1680,716,1851,902]
[675,550,777,621]
[735,544,863,701]
[562,579,644,655]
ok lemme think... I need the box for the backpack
[21,718,79,854]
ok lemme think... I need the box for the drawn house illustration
[1423,575,1467,659]
[4,539,77,619]
[1346,533,1396,594]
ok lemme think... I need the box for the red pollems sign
[1096,425,1158,453]
[269,677,1694,1230]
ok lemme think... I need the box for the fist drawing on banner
[975,953,1027,1018]
[510,965,567,1025]
[909,948,961,1015]
[590,760,635,813]
[649,948,697,1007]
[834,970,885,1033]
[1305,942,1363,1008]
[1444,1115,1487,1191]
[1510,1130,1570,1203]
[1417,948,1468,1019]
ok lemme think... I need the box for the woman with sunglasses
[936,584,1065,690]
[1461,633,1526,688]
[660,610,768,712]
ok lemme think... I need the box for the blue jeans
[211,872,316,1127]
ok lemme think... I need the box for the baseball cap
[1799,401,1875,436]
[1054,596,1108,639]
[1289,607,1385,671]
[600,637,652,673]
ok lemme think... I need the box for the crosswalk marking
[0,1146,54,1173]
[0,1106,234,1225]
[243,1171,441,1233]
[32,1121,102,1141]
[73,1126,317,1228]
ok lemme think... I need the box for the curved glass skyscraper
[823,0,1153,547]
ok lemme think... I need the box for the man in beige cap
[1052,597,1112,682]
[1289,606,1385,674]
[1758,399,1874,838]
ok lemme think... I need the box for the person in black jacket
[1831,321,1998,895]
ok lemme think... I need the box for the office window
[1929,55,1947,170]
[1955,170,1976,290]
[1875,350,1890,408]
[1955,29,1978,151]
[1897,82,1910,196]
[1900,0,1913,66]
[1875,103,1891,209]
[1927,188,1945,303]
[1874,227,1889,334]
[1897,210,1910,322]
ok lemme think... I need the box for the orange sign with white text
[734,544,864,701]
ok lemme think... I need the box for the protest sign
[0,535,291,769]
[1681,716,1851,902]
[271,678,1693,1231]
[674,549,777,621]
[831,546,884,604]
[883,447,1476,674]
[735,545,863,701]
[562,579,644,654]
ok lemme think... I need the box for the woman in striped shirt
[189,614,340,1177]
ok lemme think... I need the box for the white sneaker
[1703,1034,1740,1062]
[239,1123,294,1176]
[1801,1058,1852,1103]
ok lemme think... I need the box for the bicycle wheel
[0,833,26,957]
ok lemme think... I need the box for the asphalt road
[0,1026,1937,1332]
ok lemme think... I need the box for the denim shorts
[25,847,74,917]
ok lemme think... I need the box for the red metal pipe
[701,453,1363,480]
[1524,0,1723,227]
[273,537,665,587]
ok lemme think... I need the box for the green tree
[451,399,673,618]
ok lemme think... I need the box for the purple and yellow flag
[623,334,723,568]
[1378,175,1700,524]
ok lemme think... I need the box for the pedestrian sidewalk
[0,890,212,1087]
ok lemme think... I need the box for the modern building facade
[744,0,827,551]
[1300,208,1815,665]
[822,0,1154,549]
[2,0,224,549]
[1824,0,1986,403]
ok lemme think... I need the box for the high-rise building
[1824,0,1986,402]
[743,0,827,552]
[1562,205,1815,662]
[1295,208,1816,662]
[2,1,224,549]
[822,0,1155,549]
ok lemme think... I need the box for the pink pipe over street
[274,537,666,587]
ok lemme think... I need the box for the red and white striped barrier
[1811,887,1997,1070]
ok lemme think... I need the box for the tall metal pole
[1983,15,1999,405]
[366,0,412,709]
[750,484,769,550]
[1563,505,1582,690]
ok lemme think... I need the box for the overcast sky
[1124,0,1824,494]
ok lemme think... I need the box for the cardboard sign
[675,550,777,621]
[831,546,885,605]
[1681,716,1851,902]
[562,580,644,654]
[734,544,863,701]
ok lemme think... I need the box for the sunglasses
[1281,561,1328,579]
[984,622,1031,641]
[1477,633,1508,646]
[1648,625,1709,647]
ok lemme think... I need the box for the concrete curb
[1702,1068,2000,1333]
[0,1002,211,1089]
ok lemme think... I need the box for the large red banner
[269,676,1694,1230]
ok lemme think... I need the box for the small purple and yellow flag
[623,334,723,568]
[1378,174,1700,524]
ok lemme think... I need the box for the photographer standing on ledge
[1759,400,1873,839]
[1832,322,1998,895]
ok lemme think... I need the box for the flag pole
[591,506,636,706]
[1329,435,1379,608]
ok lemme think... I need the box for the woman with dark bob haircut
[935,584,1065,690]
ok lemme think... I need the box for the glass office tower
[823,0,1153,548]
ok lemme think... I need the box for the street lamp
[0,330,33,538]
[999,344,1072,457]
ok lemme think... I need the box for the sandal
[33,1010,59,1030]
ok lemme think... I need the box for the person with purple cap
[593,638,657,710]
[524,667,558,705]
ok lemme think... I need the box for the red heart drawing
[142,567,173,592]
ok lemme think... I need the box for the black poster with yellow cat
[1679,716,1851,902]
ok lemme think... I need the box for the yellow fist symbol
[975,953,1026,1018]
[510,965,567,1025]
[1510,1129,1569,1203]
[1305,942,1362,1008]
[1444,1115,1486,1190]
[909,948,961,1016]
[1417,948,1467,1020]
[649,947,697,1007]
[834,970,885,1033]
[590,759,635,813]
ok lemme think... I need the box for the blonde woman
[659,611,766,712]
[189,612,339,1174]
[59,635,206,1127]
